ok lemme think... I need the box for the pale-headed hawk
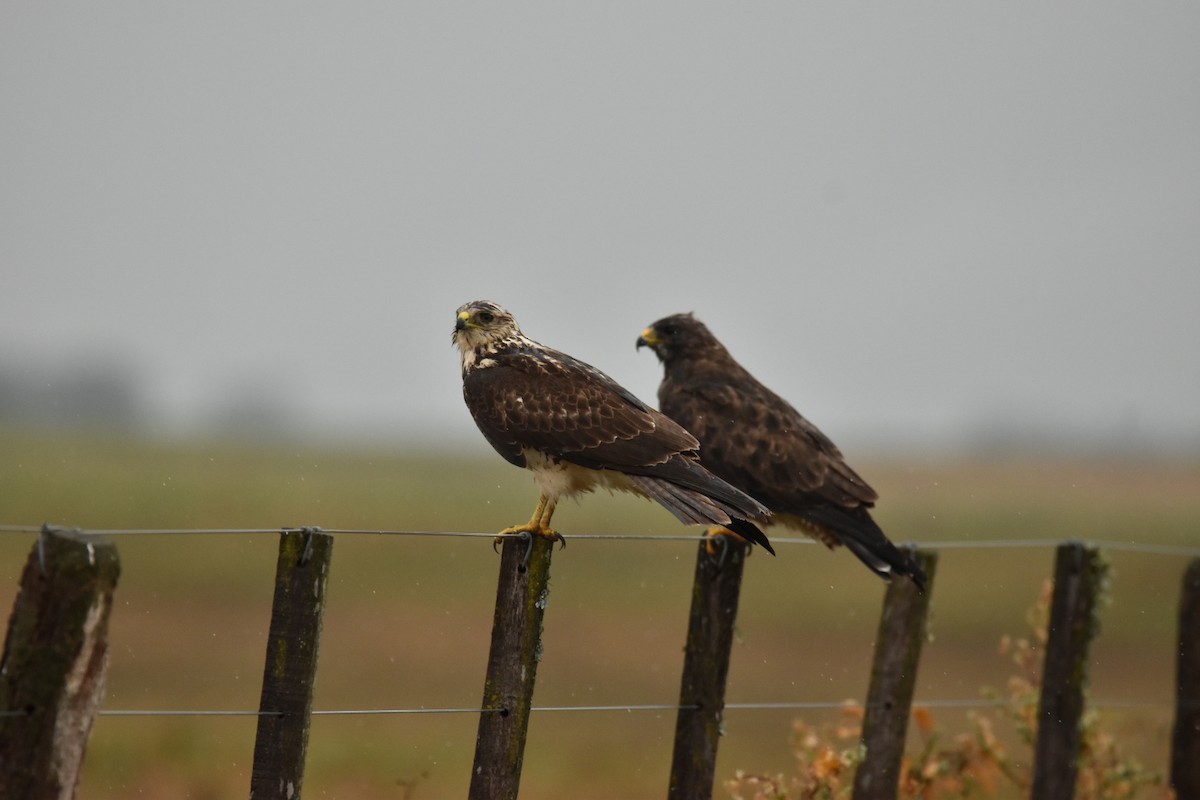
[453,301,773,552]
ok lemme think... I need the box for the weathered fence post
[668,535,752,800]
[468,533,556,800]
[250,528,334,800]
[0,526,121,800]
[852,548,938,800]
[1030,541,1107,800]
[1171,558,1200,797]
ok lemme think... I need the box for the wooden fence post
[468,533,556,800]
[852,548,938,800]
[668,535,752,800]
[1171,558,1200,797]
[1030,541,1107,800]
[250,528,334,800]
[0,526,121,800]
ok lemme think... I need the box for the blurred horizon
[1,348,1195,460]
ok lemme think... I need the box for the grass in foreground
[0,427,1196,798]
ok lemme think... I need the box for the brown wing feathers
[462,332,773,550]
[640,314,926,588]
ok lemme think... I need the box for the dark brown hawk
[637,313,925,588]
[453,301,773,552]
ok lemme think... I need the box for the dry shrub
[726,581,1173,800]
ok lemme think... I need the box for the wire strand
[0,528,1186,731]
[3,525,1198,558]
[7,696,1154,719]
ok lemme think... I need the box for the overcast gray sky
[3,3,1198,454]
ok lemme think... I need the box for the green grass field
[1,427,1197,798]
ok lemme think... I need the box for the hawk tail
[627,474,774,554]
[723,517,776,554]
[806,507,927,591]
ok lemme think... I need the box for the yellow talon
[492,526,565,551]
[493,496,566,551]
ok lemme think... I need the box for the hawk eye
[478,311,495,323]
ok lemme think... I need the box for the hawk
[453,301,774,553]
[637,313,925,588]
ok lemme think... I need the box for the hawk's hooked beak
[636,327,660,351]
[455,311,472,331]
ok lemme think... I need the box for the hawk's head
[453,300,522,360]
[636,313,722,366]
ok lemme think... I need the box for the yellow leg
[495,495,565,549]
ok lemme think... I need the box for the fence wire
[1,523,1194,724]
[0,697,1173,721]
[1,523,1198,558]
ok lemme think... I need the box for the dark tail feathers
[725,517,776,555]
[806,506,927,591]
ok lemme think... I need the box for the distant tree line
[0,358,144,431]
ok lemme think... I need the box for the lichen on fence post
[668,534,751,800]
[468,532,555,800]
[852,547,938,800]
[1030,541,1107,800]
[249,528,334,800]
[1171,558,1200,798]
[0,525,121,800]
